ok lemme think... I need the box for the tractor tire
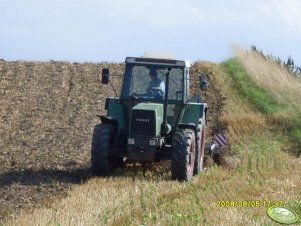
[194,123,206,174]
[171,129,196,181]
[91,124,121,176]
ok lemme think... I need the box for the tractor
[91,54,212,181]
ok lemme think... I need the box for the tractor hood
[130,103,163,137]
[132,103,164,113]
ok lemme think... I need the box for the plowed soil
[0,60,226,222]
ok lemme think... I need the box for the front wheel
[171,129,195,181]
[91,124,122,176]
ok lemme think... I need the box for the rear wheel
[171,129,195,181]
[194,123,206,174]
[91,124,122,176]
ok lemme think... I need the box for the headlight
[149,139,156,146]
[128,138,135,145]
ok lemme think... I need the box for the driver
[147,69,165,97]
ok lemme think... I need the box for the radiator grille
[130,110,155,137]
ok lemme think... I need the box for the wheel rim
[198,126,205,170]
[187,142,194,176]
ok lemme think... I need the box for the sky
[1,0,301,65]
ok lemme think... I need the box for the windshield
[121,64,184,100]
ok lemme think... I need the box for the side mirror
[101,68,110,84]
[199,74,208,91]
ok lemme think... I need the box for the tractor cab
[121,57,190,102]
[102,55,192,128]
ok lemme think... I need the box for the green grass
[221,58,281,114]
[290,118,301,152]
[222,58,301,155]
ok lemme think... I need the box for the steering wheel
[148,88,164,98]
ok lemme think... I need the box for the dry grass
[233,46,301,114]
[232,46,301,153]
[195,61,269,146]
[5,150,301,226]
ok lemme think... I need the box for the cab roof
[125,57,191,68]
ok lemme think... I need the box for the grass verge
[221,58,281,114]
[222,57,301,155]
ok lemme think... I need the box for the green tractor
[91,55,211,181]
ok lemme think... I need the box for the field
[0,61,119,220]
[0,50,301,225]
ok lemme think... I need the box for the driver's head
[149,69,157,79]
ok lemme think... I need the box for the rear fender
[180,103,207,127]
[177,123,196,132]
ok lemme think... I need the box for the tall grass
[197,61,269,148]
[250,45,301,77]
[233,47,301,110]
[221,58,281,114]
[223,47,301,154]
